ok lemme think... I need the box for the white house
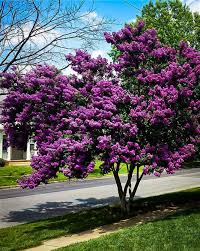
[0,124,36,164]
[0,124,36,161]
[0,93,36,164]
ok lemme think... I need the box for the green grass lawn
[0,161,142,187]
[0,187,199,251]
[0,165,32,186]
[58,208,200,251]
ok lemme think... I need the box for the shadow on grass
[156,207,200,221]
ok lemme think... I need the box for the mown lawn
[0,161,142,187]
[0,165,32,186]
[58,208,200,251]
[0,187,199,251]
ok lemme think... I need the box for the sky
[83,0,145,25]
[80,0,150,58]
[3,0,199,73]
[73,0,200,60]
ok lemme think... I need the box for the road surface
[0,168,200,228]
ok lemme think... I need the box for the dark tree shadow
[2,196,127,224]
[3,187,200,229]
[151,206,200,223]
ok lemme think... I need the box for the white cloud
[6,21,61,47]
[127,18,136,24]
[82,11,98,21]
[92,48,112,62]
[82,11,102,22]
[62,65,76,76]
[182,0,200,13]
[81,11,103,27]
[91,49,105,58]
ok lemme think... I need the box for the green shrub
[0,158,6,167]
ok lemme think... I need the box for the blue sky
[1,0,198,73]
[85,0,200,30]
[39,0,200,72]
[78,0,200,59]
[80,0,151,58]
[85,0,146,27]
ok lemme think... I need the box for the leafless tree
[0,0,112,72]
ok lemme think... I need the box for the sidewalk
[24,201,192,251]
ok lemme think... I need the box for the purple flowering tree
[1,21,199,213]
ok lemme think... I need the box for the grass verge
[58,207,200,251]
[0,187,199,251]
[0,166,32,187]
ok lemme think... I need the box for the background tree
[110,0,200,61]
[0,0,111,73]
[139,0,200,50]
[1,21,199,214]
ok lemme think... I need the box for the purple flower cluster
[0,21,199,188]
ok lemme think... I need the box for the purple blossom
[0,21,199,189]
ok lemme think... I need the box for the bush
[0,158,6,167]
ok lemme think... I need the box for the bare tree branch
[0,0,113,72]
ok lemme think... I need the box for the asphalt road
[0,168,200,228]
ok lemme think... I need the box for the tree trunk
[112,165,128,214]
[119,194,128,214]
[113,164,144,215]
[129,166,144,204]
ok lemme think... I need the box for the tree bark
[112,163,144,215]
[130,166,144,202]
[112,163,128,214]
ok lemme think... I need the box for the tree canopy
[138,0,200,50]
[109,0,200,61]
[1,21,199,213]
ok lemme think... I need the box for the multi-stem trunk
[112,163,127,214]
[112,163,144,215]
